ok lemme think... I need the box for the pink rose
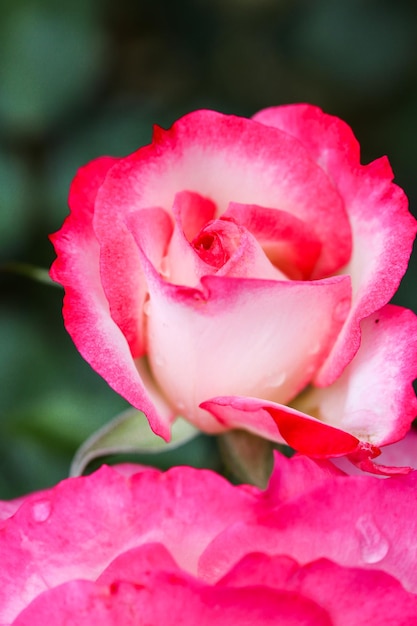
[2,454,417,624]
[50,105,417,473]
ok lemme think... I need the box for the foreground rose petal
[3,453,417,624]
[50,105,417,470]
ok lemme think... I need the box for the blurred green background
[1,0,417,497]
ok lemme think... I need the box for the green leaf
[70,409,200,477]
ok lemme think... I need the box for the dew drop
[333,297,350,323]
[143,299,151,316]
[265,371,287,389]
[31,499,51,523]
[154,352,165,367]
[309,342,321,356]
[356,514,390,564]
[159,256,170,279]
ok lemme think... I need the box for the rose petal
[0,465,259,623]
[12,575,332,626]
[224,202,322,279]
[92,108,350,352]
[292,305,417,451]
[50,160,174,439]
[254,104,417,384]
[164,191,218,286]
[202,395,360,455]
[130,245,351,432]
[333,429,417,475]
[217,552,417,625]
[96,543,180,585]
[199,461,417,592]
[132,197,287,289]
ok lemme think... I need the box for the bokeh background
[1,0,417,497]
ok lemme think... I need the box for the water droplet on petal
[31,499,51,523]
[154,353,165,367]
[143,299,151,316]
[159,256,170,279]
[265,371,287,389]
[356,514,389,564]
[309,342,321,356]
[333,297,350,323]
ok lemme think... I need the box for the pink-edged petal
[173,189,217,241]
[333,429,417,475]
[164,191,218,285]
[254,104,417,384]
[202,396,360,455]
[224,202,322,279]
[346,443,411,476]
[253,104,361,170]
[92,107,349,320]
[134,202,287,290]
[292,305,417,462]
[199,219,287,280]
[95,200,172,357]
[131,253,351,432]
[50,161,173,439]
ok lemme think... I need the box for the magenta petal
[11,575,332,626]
[291,559,417,625]
[216,553,417,625]
[200,460,417,592]
[96,543,180,585]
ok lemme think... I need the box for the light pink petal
[130,251,351,432]
[202,396,360,454]
[292,305,417,460]
[254,104,417,384]
[131,202,286,291]
[224,202,322,279]
[164,191,218,286]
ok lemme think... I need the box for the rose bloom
[2,453,417,624]
[50,105,417,473]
